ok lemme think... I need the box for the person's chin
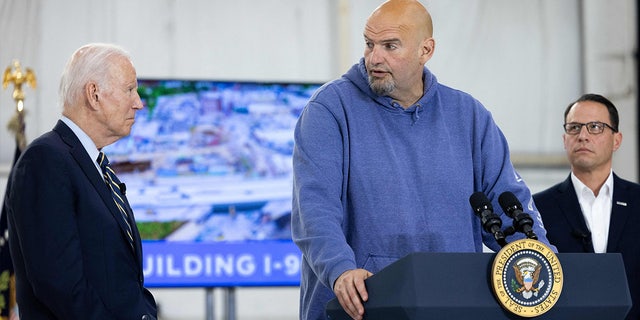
[572,158,594,169]
[122,124,134,136]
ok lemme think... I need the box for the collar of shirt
[60,116,102,175]
[570,170,613,201]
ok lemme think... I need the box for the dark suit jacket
[533,173,640,320]
[5,121,157,319]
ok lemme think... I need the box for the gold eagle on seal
[513,257,544,299]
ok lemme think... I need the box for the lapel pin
[616,201,627,206]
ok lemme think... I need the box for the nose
[577,125,590,141]
[133,91,143,110]
[367,45,383,65]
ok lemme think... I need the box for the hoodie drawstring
[412,104,421,125]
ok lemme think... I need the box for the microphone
[571,230,590,239]
[119,183,127,195]
[498,192,538,240]
[469,192,507,247]
[571,229,592,251]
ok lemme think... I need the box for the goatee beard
[368,76,395,96]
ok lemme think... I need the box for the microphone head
[571,230,591,239]
[498,191,523,217]
[469,191,493,214]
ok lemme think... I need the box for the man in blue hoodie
[291,1,554,319]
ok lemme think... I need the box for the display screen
[104,79,322,287]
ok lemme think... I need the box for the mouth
[574,147,592,154]
[368,67,389,78]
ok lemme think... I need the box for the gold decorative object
[3,59,36,151]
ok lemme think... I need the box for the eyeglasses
[563,121,617,135]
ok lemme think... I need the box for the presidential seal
[491,239,563,317]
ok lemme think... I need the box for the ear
[420,37,435,64]
[612,132,623,152]
[85,82,100,109]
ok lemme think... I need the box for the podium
[326,252,631,319]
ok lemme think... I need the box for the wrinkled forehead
[364,15,412,40]
[108,56,137,85]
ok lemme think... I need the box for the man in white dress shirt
[533,93,640,319]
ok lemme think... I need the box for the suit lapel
[607,174,631,252]
[555,176,594,252]
[54,121,139,257]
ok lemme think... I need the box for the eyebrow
[364,35,402,44]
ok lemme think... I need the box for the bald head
[368,0,433,40]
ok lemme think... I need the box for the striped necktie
[97,152,134,249]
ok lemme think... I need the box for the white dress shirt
[571,171,613,253]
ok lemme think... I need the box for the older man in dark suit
[4,43,157,319]
[533,93,640,320]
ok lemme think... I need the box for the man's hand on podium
[333,268,374,320]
